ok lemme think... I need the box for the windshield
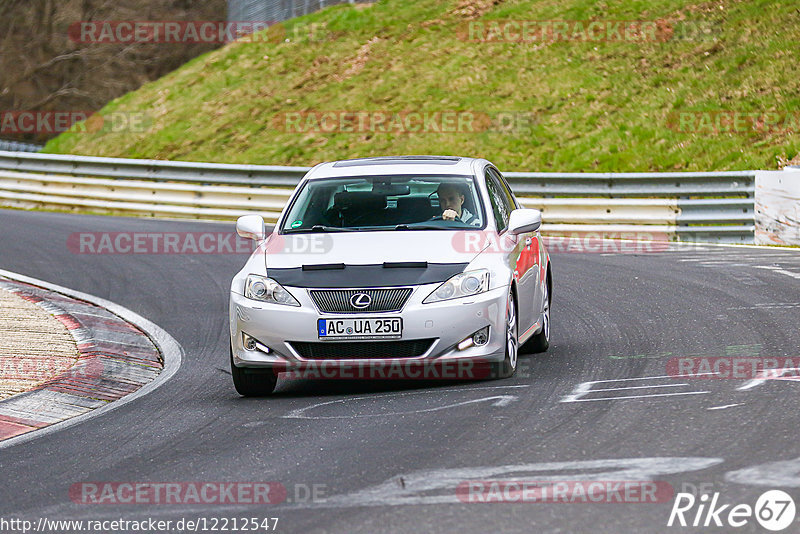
[280,175,485,233]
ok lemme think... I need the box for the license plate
[318,317,402,340]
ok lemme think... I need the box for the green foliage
[45,0,800,171]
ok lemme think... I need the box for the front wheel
[492,290,518,379]
[230,347,277,396]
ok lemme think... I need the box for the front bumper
[229,283,508,370]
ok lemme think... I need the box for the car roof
[304,156,488,179]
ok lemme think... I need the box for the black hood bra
[267,262,469,288]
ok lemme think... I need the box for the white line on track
[696,263,753,267]
[578,373,718,383]
[283,395,519,419]
[276,385,530,420]
[739,368,800,391]
[564,391,710,402]
[754,266,800,279]
[589,383,689,392]
[560,374,720,403]
[678,256,800,262]
[728,303,800,310]
[707,403,743,410]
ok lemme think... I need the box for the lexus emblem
[350,293,371,309]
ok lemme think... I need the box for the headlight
[423,269,490,304]
[245,275,300,306]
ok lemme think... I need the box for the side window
[485,169,511,232]
[495,170,519,210]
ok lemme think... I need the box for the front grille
[309,288,413,313]
[290,339,435,360]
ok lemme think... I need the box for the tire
[230,346,277,396]
[523,275,550,354]
[492,290,518,379]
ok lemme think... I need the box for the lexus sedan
[229,156,551,395]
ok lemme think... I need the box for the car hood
[262,230,485,268]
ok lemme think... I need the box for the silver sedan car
[229,156,551,395]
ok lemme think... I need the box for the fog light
[457,327,490,350]
[457,338,474,351]
[243,334,271,354]
[472,327,489,346]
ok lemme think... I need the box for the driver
[436,183,479,225]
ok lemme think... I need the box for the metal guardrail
[0,151,306,186]
[0,151,757,243]
[0,140,43,153]
[228,0,368,26]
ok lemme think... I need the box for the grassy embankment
[46,0,800,171]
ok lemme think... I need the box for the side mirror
[236,215,265,241]
[508,208,542,235]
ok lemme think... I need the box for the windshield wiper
[284,225,356,234]
[394,223,451,231]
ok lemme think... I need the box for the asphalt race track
[2,208,800,533]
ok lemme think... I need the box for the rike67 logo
[668,490,796,531]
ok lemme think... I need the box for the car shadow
[272,376,498,398]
